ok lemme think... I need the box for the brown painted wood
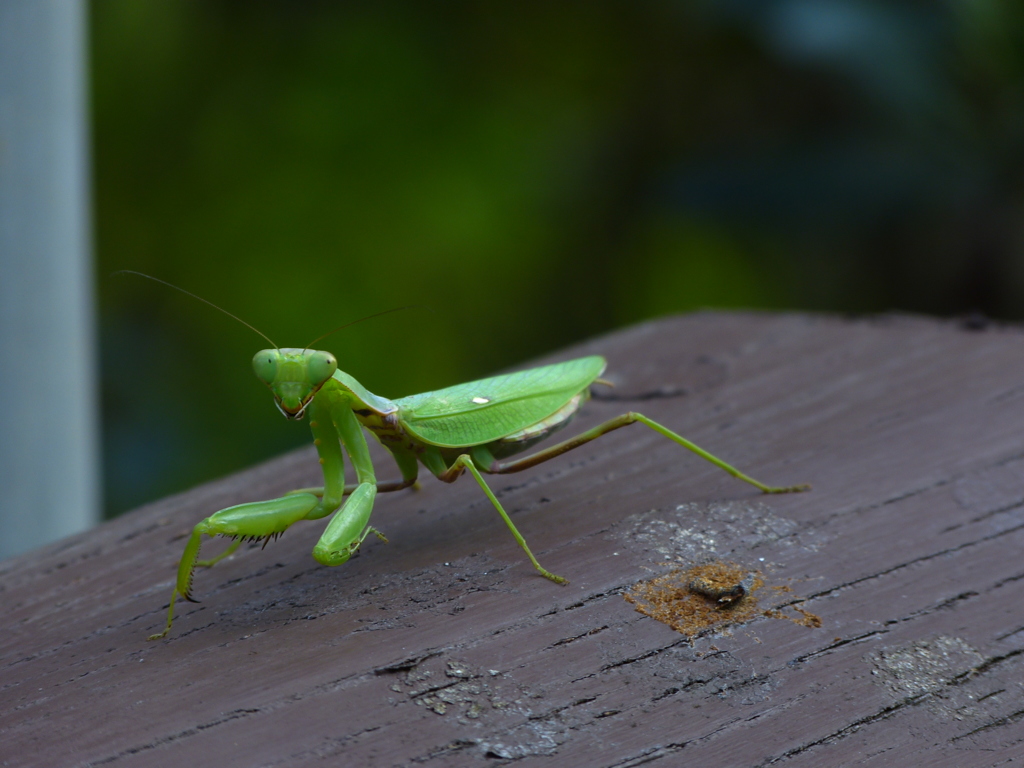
[3,312,1024,767]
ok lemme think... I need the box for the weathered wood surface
[3,312,1024,767]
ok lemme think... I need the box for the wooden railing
[2,312,1021,766]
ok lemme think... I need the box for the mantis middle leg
[433,454,568,585]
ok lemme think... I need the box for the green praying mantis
[138,274,809,640]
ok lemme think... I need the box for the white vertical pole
[0,0,99,558]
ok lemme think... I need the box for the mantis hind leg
[481,412,809,494]
[439,455,568,585]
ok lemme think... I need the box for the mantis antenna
[302,305,429,352]
[113,270,279,349]
[115,270,429,352]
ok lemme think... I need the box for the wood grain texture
[3,312,1023,767]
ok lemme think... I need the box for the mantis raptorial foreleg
[149,394,392,640]
[197,482,412,570]
[147,491,322,640]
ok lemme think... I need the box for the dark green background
[93,1,1024,517]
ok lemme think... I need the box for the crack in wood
[800,519,1024,602]
[950,706,1024,741]
[749,644,1024,764]
[952,646,1024,680]
[995,624,1024,642]
[547,625,609,648]
[87,708,263,765]
[752,698,921,766]
[941,498,1024,533]
[269,725,384,762]
[605,743,689,767]
[789,630,887,664]
[374,650,445,675]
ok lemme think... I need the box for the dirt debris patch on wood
[625,560,822,637]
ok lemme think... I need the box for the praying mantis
[139,275,809,640]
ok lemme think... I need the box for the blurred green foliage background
[93,1,1024,518]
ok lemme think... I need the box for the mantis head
[252,348,338,419]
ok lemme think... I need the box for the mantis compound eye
[307,351,338,385]
[252,350,278,384]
